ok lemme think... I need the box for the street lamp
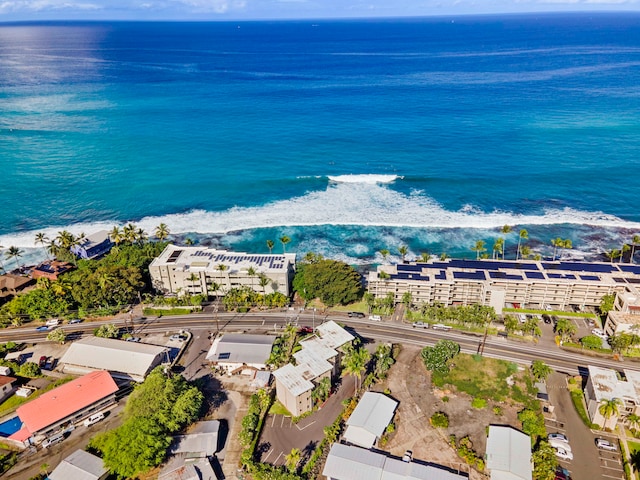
[313,308,316,330]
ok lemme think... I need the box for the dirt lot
[373,345,522,480]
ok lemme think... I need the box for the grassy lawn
[330,301,368,313]
[432,354,537,405]
[502,308,597,319]
[268,401,291,416]
[0,376,74,418]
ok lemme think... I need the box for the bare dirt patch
[373,345,522,480]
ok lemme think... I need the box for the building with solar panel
[149,244,296,297]
[367,259,640,312]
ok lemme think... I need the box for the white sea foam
[327,174,401,184]
[1,182,639,249]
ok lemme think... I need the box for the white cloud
[0,0,101,12]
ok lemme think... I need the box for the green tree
[523,316,541,337]
[560,238,572,260]
[627,413,640,433]
[35,233,50,258]
[605,248,621,263]
[532,441,558,480]
[631,234,640,264]
[19,362,41,377]
[266,239,274,254]
[531,360,552,381]
[47,328,66,344]
[608,333,633,354]
[311,377,331,404]
[279,235,291,254]
[95,323,119,339]
[581,335,603,350]
[258,274,270,296]
[599,294,616,315]
[420,340,460,374]
[554,318,576,343]
[154,223,170,241]
[4,246,23,269]
[285,448,302,474]
[599,397,622,424]
[293,259,363,307]
[401,291,413,309]
[471,240,486,260]
[398,245,409,263]
[500,225,512,259]
[518,408,546,439]
[492,238,503,260]
[550,237,563,261]
[516,229,528,260]
[379,249,390,263]
[373,343,395,379]
[341,345,371,394]
[430,412,449,428]
[503,315,520,334]
[420,252,430,263]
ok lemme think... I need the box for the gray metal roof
[60,336,167,380]
[273,363,314,397]
[205,334,276,365]
[171,421,220,456]
[486,426,532,480]
[322,443,468,480]
[49,450,108,480]
[316,320,355,349]
[345,392,398,444]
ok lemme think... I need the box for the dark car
[298,326,313,334]
[348,312,365,318]
[69,318,83,324]
[38,356,47,368]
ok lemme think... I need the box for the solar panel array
[488,271,523,280]
[580,275,600,281]
[541,262,616,273]
[166,250,183,263]
[453,271,486,280]
[190,250,288,269]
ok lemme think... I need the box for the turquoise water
[1,14,640,265]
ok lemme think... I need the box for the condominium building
[368,259,640,312]
[149,244,296,297]
[604,285,640,336]
[584,366,640,429]
[273,321,353,417]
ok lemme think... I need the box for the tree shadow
[193,374,228,411]
[630,449,640,473]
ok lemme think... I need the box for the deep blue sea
[1,13,640,266]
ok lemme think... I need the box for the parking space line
[263,449,273,461]
[271,415,276,427]
[274,452,283,465]
[280,416,285,427]
[295,420,316,431]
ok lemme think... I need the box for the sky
[0,0,639,22]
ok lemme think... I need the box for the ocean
[1,13,640,267]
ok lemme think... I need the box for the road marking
[295,420,316,431]
[263,448,273,461]
[271,415,276,427]
[280,416,285,427]
[274,452,283,465]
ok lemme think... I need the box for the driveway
[546,372,624,480]
[257,374,356,467]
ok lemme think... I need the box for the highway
[0,311,636,375]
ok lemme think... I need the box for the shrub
[442,395,450,402]
[471,397,487,409]
[493,406,503,416]
[430,412,449,428]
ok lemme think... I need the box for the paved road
[546,372,624,480]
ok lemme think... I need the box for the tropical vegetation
[293,254,363,307]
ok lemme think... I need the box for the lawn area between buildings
[0,376,74,418]
[432,353,538,407]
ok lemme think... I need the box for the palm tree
[135,228,147,245]
[185,237,194,246]
[599,397,622,427]
[605,249,621,264]
[279,235,291,254]
[122,223,138,244]
[5,246,23,270]
[520,245,532,260]
[258,274,270,296]
[266,239,274,254]
[551,237,563,261]
[516,229,528,260]
[35,232,50,258]
[471,240,486,260]
[398,245,408,263]
[500,225,512,259]
[420,252,430,263]
[560,239,572,260]
[627,413,640,433]
[531,360,553,381]
[379,249,390,263]
[630,235,640,264]
[285,448,302,474]
[554,318,577,343]
[492,238,503,260]
[341,346,371,395]
[247,266,256,289]
[312,377,331,404]
[187,272,200,293]
[154,223,170,241]
[621,243,631,263]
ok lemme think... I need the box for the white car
[549,438,572,452]
[595,438,617,451]
[553,446,573,461]
[548,433,569,444]
[369,315,381,322]
[592,329,608,339]
[45,318,60,327]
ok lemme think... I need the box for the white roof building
[273,320,354,417]
[60,337,168,382]
[206,334,276,375]
[322,443,467,480]
[49,449,109,480]
[149,244,296,296]
[585,365,640,429]
[343,392,398,449]
[485,426,532,480]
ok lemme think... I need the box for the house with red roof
[11,370,118,446]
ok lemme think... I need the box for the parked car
[169,334,188,342]
[542,315,552,324]
[549,438,571,452]
[553,446,573,461]
[402,450,413,463]
[369,315,381,322]
[35,326,50,332]
[83,412,105,427]
[548,433,570,444]
[412,321,428,328]
[126,337,141,342]
[348,312,365,318]
[298,326,313,334]
[42,432,65,448]
[69,318,83,324]
[595,438,617,451]
[43,357,56,371]
[555,466,572,480]
[592,329,608,340]
[45,318,60,327]
[38,356,47,368]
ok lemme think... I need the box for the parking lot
[546,373,625,480]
